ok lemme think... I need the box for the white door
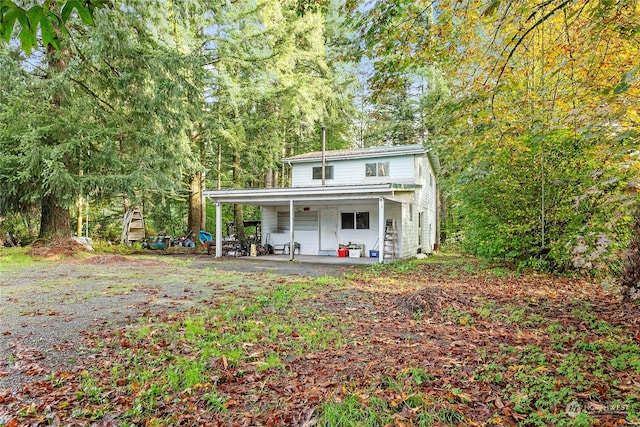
[320,208,338,252]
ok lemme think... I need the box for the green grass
[80,280,347,422]
[316,370,466,427]
[318,395,386,426]
[0,246,42,271]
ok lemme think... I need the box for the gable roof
[282,144,426,163]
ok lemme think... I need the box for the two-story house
[203,144,440,263]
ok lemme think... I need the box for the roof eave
[282,145,426,164]
[203,184,417,205]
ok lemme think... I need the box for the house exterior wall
[406,155,437,254]
[387,155,438,257]
[255,149,438,259]
[262,201,402,257]
[261,208,320,254]
[290,155,416,187]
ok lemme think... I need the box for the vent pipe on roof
[321,126,326,186]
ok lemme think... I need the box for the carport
[203,184,416,264]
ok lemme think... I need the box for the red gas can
[338,248,348,257]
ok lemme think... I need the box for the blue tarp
[199,230,213,243]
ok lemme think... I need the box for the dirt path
[0,253,352,394]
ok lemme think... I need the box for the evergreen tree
[0,1,201,239]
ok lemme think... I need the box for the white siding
[262,202,395,257]
[406,155,437,254]
[291,155,417,187]
[261,207,320,255]
[256,150,438,258]
[336,202,380,255]
[380,156,437,258]
[261,207,278,243]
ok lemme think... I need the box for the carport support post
[289,199,295,261]
[378,197,385,264]
[215,201,222,258]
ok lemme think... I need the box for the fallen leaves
[2,260,639,425]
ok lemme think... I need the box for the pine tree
[0,1,200,240]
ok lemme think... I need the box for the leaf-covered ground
[1,254,639,426]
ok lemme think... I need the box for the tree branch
[69,77,115,111]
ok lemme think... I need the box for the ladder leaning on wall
[383,219,396,260]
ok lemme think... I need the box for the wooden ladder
[383,219,397,260]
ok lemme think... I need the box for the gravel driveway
[0,253,363,394]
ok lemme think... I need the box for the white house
[203,144,440,263]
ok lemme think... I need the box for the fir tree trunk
[232,150,245,241]
[622,204,640,301]
[39,193,71,240]
[188,172,203,239]
[234,203,245,242]
[440,194,448,243]
[265,168,273,188]
[435,187,441,251]
[38,34,71,241]
[201,170,206,231]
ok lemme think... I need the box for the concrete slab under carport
[253,254,379,265]
[191,253,380,277]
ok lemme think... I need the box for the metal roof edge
[282,144,426,164]
[203,183,399,198]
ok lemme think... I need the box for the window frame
[365,162,389,177]
[312,165,334,180]
[341,211,370,230]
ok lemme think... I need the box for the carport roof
[203,183,420,206]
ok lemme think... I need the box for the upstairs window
[365,162,389,177]
[312,165,333,180]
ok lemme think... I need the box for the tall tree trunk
[265,168,273,188]
[439,193,448,243]
[217,143,222,190]
[232,149,245,241]
[234,203,245,241]
[200,170,207,231]
[188,172,203,239]
[39,33,71,241]
[39,193,71,240]
[76,195,84,237]
[434,187,441,251]
[188,126,207,237]
[621,204,640,301]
